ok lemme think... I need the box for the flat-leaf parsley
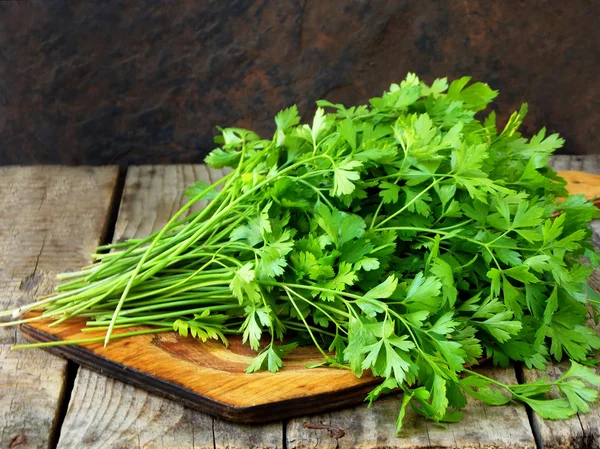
[5,74,600,430]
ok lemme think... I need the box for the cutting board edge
[19,323,381,423]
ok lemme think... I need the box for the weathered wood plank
[0,167,118,449]
[57,165,283,449]
[550,155,600,174]
[55,368,215,449]
[286,368,535,449]
[213,419,283,449]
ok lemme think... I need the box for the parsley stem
[114,298,237,316]
[80,321,174,331]
[284,289,330,360]
[283,286,348,334]
[262,281,364,301]
[296,178,335,209]
[374,177,446,229]
[376,226,530,253]
[88,304,241,325]
[486,230,510,247]
[282,320,339,339]
[11,327,173,350]
[103,173,235,345]
[369,197,387,230]
[462,368,529,401]
[372,173,449,181]
[389,310,425,352]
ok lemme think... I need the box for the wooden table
[1,156,599,449]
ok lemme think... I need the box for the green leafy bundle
[4,74,600,429]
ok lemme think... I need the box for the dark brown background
[0,0,598,166]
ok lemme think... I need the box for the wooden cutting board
[18,170,599,424]
[558,170,600,208]
[20,314,379,423]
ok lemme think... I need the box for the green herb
[4,73,600,430]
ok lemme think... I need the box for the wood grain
[21,316,379,421]
[54,166,284,449]
[55,368,216,449]
[559,171,600,207]
[0,167,118,449]
[213,419,283,449]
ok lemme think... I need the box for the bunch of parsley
[7,74,600,429]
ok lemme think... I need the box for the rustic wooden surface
[56,368,217,449]
[551,155,600,173]
[2,157,600,448]
[0,167,118,449]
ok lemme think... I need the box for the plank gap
[49,361,79,449]
[211,416,217,449]
[283,420,289,449]
[515,363,545,449]
[514,361,526,386]
[100,166,128,247]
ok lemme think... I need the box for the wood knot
[303,421,346,439]
[19,272,42,291]
[9,432,27,448]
